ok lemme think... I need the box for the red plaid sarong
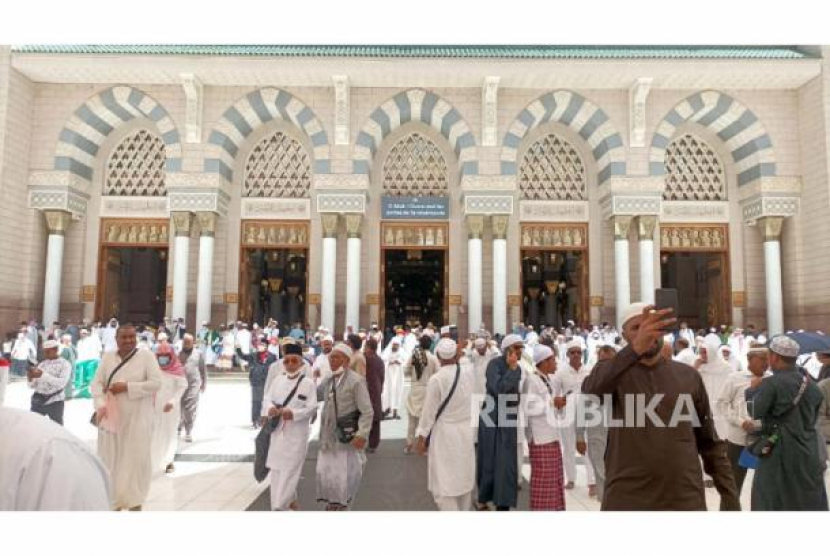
[529,440,565,511]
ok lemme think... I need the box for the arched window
[105,129,166,196]
[243,131,311,198]
[664,133,726,201]
[382,132,449,197]
[519,134,586,201]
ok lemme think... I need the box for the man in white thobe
[0,407,111,510]
[236,323,253,369]
[673,337,697,367]
[91,325,162,510]
[262,343,318,510]
[466,337,499,402]
[416,338,476,511]
[381,338,406,420]
[101,319,118,353]
[552,339,595,492]
[312,335,334,386]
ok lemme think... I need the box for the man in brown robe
[582,303,740,511]
[364,338,385,452]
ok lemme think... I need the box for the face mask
[157,355,171,366]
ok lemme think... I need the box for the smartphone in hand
[654,288,679,334]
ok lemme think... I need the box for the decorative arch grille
[664,133,726,201]
[243,131,311,198]
[105,129,166,196]
[519,134,586,201]
[382,132,449,196]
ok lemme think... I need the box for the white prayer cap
[565,339,583,352]
[501,334,523,351]
[533,344,555,365]
[80,329,89,335]
[474,337,486,348]
[391,338,401,345]
[435,338,457,360]
[42,340,59,349]
[440,325,451,335]
[620,302,650,328]
[322,335,334,343]
[61,334,72,341]
[769,336,800,358]
[331,343,353,359]
[157,332,169,342]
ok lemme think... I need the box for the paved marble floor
[4,377,827,511]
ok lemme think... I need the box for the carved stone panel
[520,223,587,249]
[100,218,170,246]
[519,200,588,222]
[241,221,310,248]
[381,223,448,248]
[660,224,728,251]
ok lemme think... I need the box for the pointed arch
[54,85,182,181]
[204,88,331,183]
[649,90,776,186]
[353,88,477,177]
[501,90,625,185]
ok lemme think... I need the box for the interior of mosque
[382,249,446,330]
[240,248,308,326]
[97,246,168,323]
[520,249,587,328]
[661,251,729,329]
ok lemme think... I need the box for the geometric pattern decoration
[664,134,726,201]
[650,90,776,186]
[519,134,586,200]
[382,132,449,197]
[501,90,626,185]
[205,87,330,183]
[105,129,167,196]
[243,131,311,198]
[354,88,477,177]
[54,86,182,181]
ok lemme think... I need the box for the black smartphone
[654,288,679,333]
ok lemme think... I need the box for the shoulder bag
[332,372,362,444]
[743,371,809,464]
[89,348,138,426]
[254,373,307,482]
[425,364,461,448]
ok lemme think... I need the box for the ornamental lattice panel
[664,134,726,201]
[105,129,166,196]
[519,134,586,201]
[244,132,311,198]
[382,132,449,197]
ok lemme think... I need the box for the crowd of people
[1,309,829,512]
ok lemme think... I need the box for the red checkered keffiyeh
[529,440,566,511]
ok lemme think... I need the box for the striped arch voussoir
[54,86,182,181]
[649,91,776,186]
[500,90,626,185]
[352,88,478,177]
[204,88,331,183]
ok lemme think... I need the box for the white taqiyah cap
[533,344,555,365]
[157,332,168,342]
[331,343,353,359]
[42,340,59,349]
[435,338,457,359]
[440,325,451,335]
[474,337,486,348]
[769,335,800,358]
[322,335,334,343]
[501,334,523,351]
[620,302,651,328]
[565,339,583,352]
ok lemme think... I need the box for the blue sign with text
[381,196,449,219]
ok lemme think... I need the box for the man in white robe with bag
[416,337,476,511]
[91,324,162,510]
[261,343,318,510]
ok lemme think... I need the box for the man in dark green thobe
[746,335,828,511]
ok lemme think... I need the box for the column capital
[196,211,218,237]
[637,215,658,240]
[345,214,363,238]
[491,215,509,240]
[321,213,340,238]
[613,215,634,240]
[43,210,72,235]
[171,211,193,237]
[758,216,784,242]
[466,215,485,240]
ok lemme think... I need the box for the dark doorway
[98,247,168,323]
[240,249,308,327]
[520,249,587,329]
[660,251,729,329]
[383,249,445,330]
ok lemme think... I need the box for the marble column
[491,215,509,336]
[195,212,217,327]
[638,215,657,305]
[613,215,633,329]
[171,211,193,321]
[467,215,485,335]
[759,216,785,336]
[320,214,339,333]
[41,211,72,327]
[344,214,363,332]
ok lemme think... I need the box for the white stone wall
[3,58,826,336]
